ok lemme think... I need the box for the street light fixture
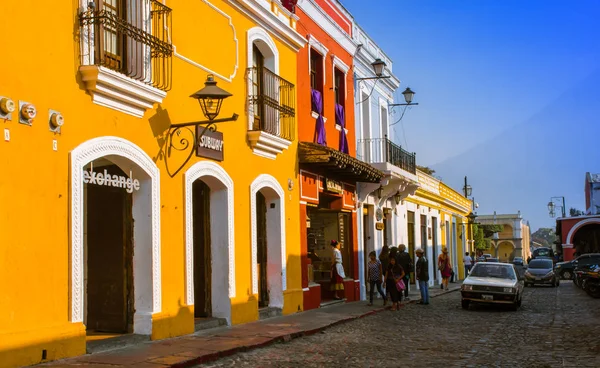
[463,176,472,198]
[356,59,391,81]
[548,196,566,218]
[394,191,402,205]
[166,74,239,177]
[376,185,384,199]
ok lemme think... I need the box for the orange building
[287,0,383,310]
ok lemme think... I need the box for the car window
[528,259,553,269]
[470,264,516,280]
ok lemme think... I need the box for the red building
[287,0,383,310]
[556,172,600,261]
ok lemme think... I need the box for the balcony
[247,66,296,159]
[357,137,416,174]
[78,0,173,117]
[356,137,419,202]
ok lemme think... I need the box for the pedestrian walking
[438,247,452,290]
[415,248,429,305]
[379,245,390,298]
[464,252,473,276]
[330,240,345,300]
[385,257,405,311]
[397,244,413,300]
[367,251,386,306]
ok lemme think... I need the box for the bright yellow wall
[0,0,302,366]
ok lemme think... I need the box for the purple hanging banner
[335,103,349,154]
[311,89,326,145]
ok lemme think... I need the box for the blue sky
[341,0,600,231]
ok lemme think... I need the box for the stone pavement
[199,282,600,368]
[40,281,461,368]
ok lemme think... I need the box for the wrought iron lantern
[372,59,386,77]
[376,185,384,199]
[394,191,402,205]
[402,87,416,105]
[190,74,232,121]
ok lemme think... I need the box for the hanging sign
[376,222,385,231]
[196,128,224,161]
[82,169,140,193]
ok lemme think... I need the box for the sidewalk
[42,281,462,368]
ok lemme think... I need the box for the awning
[298,142,384,183]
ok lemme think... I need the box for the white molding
[565,218,600,245]
[173,0,239,82]
[184,161,236,321]
[297,0,357,55]
[308,35,328,86]
[247,130,292,159]
[70,136,161,335]
[227,0,306,51]
[311,111,327,123]
[250,174,287,308]
[79,66,166,118]
[332,55,350,75]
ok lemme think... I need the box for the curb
[169,286,461,367]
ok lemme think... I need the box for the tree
[472,224,504,250]
[417,165,435,175]
[569,207,585,217]
[531,228,558,248]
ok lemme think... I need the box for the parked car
[461,262,524,311]
[555,253,600,280]
[512,257,524,266]
[486,258,499,262]
[524,258,559,287]
[531,247,555,261]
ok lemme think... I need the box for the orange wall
[295,7,356,157]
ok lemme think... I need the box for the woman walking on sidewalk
[438,247,452,290]
[385,257,405,311]
[416,248,429,305]
[330,240,345,300]
[367,251,386,306]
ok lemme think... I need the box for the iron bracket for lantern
[164,74,238,178]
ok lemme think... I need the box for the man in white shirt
[464,252,473,276]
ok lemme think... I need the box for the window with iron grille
[79,0,173,91]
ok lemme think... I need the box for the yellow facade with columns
[0,0,305,366]
[406,171,474,281]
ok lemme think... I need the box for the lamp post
[166,74,239,177]
[463,176,472,198]
[466,212,478,256]
[548,196,566,218]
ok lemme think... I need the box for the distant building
[556,172,600,261]
[476,212,531,262]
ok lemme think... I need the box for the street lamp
[466,212,478,256]
[548,196,566,218]
[463,176,472,198]
[376,185,384,199]
[355,58,391,81]
[166,74,239,177]
[394,191,402,205]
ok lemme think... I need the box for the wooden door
[86,164,133,333]
[193,180,212,318]
[256,192,269,308]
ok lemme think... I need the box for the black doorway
[193,180,212,318]
[256,191,269,308]
[86,164,133,334]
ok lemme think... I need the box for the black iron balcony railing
[356,136,416,174]
[79,0,173,91]
[247,66,296,141]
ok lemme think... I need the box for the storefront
[298,142,383,310]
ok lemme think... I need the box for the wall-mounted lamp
[389,87,419,108]
[166,74,239,177]
[356,59,390,81]
[376,185,383,199]
[394,191,401,205]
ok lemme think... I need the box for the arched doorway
[497,241,515,262]
[185,161,234,325]
[573,224,600,255]
[251,175,286,314]
[70,137,161,338]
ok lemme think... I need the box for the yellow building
[400,170,474,283]
[0,0,306,366]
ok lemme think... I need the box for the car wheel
[562,270,572,280]
[461,300,470,310]
[517,295,522,307]
[510,302,519,311]
[552,279,557,287]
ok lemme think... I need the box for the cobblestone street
[200,283,600,368]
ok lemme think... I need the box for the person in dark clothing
[416,248,429,305]
[397,244,413,299]
[385,257,405,311]
[379,245,390,298]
